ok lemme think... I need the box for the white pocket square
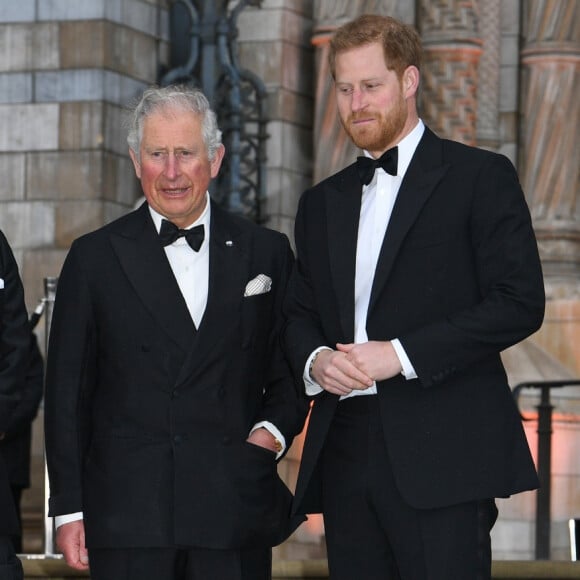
[0,278,3,289]
[244,274,272,297]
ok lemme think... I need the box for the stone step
[18,556,580,579]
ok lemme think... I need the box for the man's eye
[177,150,193,159]
[338,86,352,95]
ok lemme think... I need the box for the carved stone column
[476,0,501,149]
[519,0,580,294]
[311,0,407,182]
[417,0,482,144]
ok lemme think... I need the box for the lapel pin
[225,240,234,247]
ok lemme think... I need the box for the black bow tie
[159,219,205,252]
[356,147,398,185]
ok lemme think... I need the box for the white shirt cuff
[250,421,286,459]
[391,339,417,380]
[54,512,83,529]
[303,346,332,396]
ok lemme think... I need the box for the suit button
[174,435,183,444]
[222,435,231,446]
[172,389,180,399]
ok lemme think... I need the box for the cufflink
[273,438,283,453]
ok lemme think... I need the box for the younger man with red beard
[283,14,544,580]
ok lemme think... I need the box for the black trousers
[88,545,271,580]
[8,487,22,554]
[320,396,498,580]
[0,536,22,580]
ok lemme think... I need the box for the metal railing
[513,380,580,560]
[25,277,60,560]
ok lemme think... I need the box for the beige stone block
[0,2,36,23]
[550,519,577,561]
[105,23,158,81]
[267,88,314,127]
[104,103,132,157]
[27,151,104,201]
[60,102,105,150]
[21,248,68,312]
[6,248,24,275]
[104,200,132,225]
[264,120,283,167]
[103,152,142,206]
[499,111,517,143]
[0,23,59,72]
[551,473,580,521]
[60,21,106,69]
[238,7,311,46]
[60,21,157,81]
[0,201,54,250]
[264,214,295,245]
[282,122,313,173]
[281,42,314,100]
[491,518,535,559]
[0,103,59,152]
[265,167,309,219]
[238,40,313,95]
[280,8,312,46]
[500,0,521,33]
[261,0,313,15]
[0,153,26,200]
[116,0,161,38]
[238,41,284,86]
[55,200,104,248]
[495,490,537,521]
[238,9,284,43]
[265,120,313,173]
[534,299,580,376]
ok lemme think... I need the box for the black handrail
[513,380,580,560]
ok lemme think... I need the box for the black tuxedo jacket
[0,230,31,535]
[0,333,44,489]
[284,127,545,514]
[45,202,307,549]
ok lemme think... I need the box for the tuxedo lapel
[198,203,248,347]
[326,167,361,343]
[174,202,249,385]
[369,128,449,315]
[109,205,195,352]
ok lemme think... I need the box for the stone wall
[0,0,169,553]
[0,0,165,312]
[236,0,315,240]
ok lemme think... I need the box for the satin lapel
[368,129,449,314]
[175,203,248,384]
[326,166,361,343]
[109,206,195,352]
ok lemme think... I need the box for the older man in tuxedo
[0,230,31,580]
[283,14,545,580]
[45,85,307,580]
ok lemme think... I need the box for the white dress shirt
[304,120,426,398]
[150,200,210,328]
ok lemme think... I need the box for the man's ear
[210,144,226,179]
[402,66,420,99]
[129,148,141,179]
